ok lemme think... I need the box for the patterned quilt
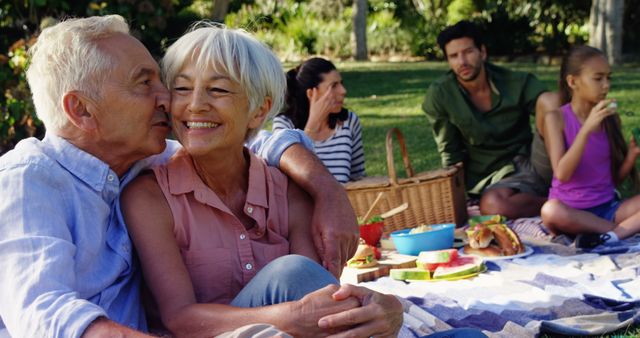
[359,217,640,337]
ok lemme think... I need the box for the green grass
[330,61,640,178]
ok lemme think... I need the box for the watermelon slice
[432,256,483,279]
[390,268,431,281]
[416,249,458,271]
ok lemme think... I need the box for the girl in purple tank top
[540,46,640,248]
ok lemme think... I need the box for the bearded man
[422,20,558,218]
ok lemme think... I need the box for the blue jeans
[230,255,487,338]
[230,254,338,306]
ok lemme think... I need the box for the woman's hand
[317,284,404,338]
[305,87,336,138]
[583,99,616,134]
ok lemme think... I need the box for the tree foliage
[0,1,197,154]
[0,0,638,154]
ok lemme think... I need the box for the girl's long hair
[559,45,639,191]
[279,57,348,129]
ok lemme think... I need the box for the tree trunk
[352,0,368,61]
[211,0,231,23]
[589,0,624,64]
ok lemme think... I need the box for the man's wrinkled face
[87,33,171,162]
[444,37,486,83]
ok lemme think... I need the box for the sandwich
[346,244,378,268]
[463,222,524,257]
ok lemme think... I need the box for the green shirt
[422,63,546,195]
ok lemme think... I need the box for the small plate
[458,245,534,261]
[407,264,487,282]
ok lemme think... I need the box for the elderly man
[0,15,359,337]
[422,20,559,218]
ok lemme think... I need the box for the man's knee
[479,188,512,215]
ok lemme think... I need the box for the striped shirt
[273,111,365,183]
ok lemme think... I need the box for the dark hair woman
[273,57,365,183]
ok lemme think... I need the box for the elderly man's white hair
[26,15,129,133]
[161,22,286,140]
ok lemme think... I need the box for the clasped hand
[290,284,403,338]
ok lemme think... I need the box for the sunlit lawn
[323,61,640,178]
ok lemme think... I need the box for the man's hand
[311,183,359,277]
[279,144,359,277]
[317,284,404,338]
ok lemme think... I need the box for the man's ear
[248,96,272,129]
[480,45,487,61]
[62,91,98,131]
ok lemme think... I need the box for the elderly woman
[121,23,403,337]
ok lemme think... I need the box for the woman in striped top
[273,57,365,183]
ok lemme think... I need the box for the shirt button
[239,233,246,240]
[245,263,253,270]
[107,174,115,182]
[247,206,253,214]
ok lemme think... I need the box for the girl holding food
[540,45,640,249]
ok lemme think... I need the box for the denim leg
[230,254,338,307]
[421,328,488,338]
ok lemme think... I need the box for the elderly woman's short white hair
[26,15,129,133]
[162,22,285,140]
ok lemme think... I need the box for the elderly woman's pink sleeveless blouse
[152,149,290,304]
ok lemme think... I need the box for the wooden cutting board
[340,250,417,284]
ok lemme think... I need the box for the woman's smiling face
[170,62,265,157]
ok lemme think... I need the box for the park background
[1,0,639,177]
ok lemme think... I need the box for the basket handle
[385,128,415,185]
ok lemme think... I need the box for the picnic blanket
[360,219,640,337]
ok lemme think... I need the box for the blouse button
[107,174,115,182]
[239,233,246,240]
[245,263,253,270]
[247,206,253,214]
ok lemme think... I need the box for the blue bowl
[390,223,455,256]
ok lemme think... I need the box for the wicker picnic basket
[345,128,467,236]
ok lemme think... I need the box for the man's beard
[456,64,482,82]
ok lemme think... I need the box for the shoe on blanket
[575,233,611,249]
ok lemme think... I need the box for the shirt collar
[166,149,269,210]
[485,63,501,96]
[453,62,502,111]
[44,133,112,191]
